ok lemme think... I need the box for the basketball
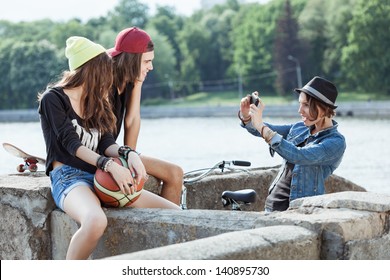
[94,157,144,207]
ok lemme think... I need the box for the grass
[142,90,390,107]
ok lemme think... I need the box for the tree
[142,29,177,99]
[273,0,302,95]
[50,19,95,48]
[147,6,184,77]
[298,0,359,83]
[204,4,239,82]
[342,0,390,94]
[0,19,57,43]
[107,0,149,31]
[322,0,359,81]
[0,39,13,109]
[5,40,64,109]
[177,22,207,94]
[231,3,277,93]
[298,0,327,79]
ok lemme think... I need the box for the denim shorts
[49,165,95,211]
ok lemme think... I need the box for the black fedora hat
[295,76,338,109]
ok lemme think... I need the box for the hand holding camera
[248,92,260,107]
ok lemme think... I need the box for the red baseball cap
[108,27,151,57]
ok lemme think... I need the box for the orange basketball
[94,157,144,207]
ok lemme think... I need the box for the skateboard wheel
[28,164,38,172]
[17,164,25,173]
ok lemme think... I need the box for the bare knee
[81,211,107,240]
[174,165,184,179]
[167,164,183,182]
[163,165,183,191]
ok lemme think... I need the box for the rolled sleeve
[240,120,261,137]
[269,133,283,148]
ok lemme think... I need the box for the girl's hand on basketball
[127,152,147,185]
[107,162,136,195]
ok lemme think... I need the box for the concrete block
[106,225,320,260]
[0,174,55,259]
[0,170,379,260]
[260,206,388,259]
[184,168,365,211]
[290,191,390,212]
[345,232,390,259]
[50,208,266,259]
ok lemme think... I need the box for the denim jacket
[242,120,346,201]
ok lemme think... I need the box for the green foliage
[50,19,95,48]
[341,0,390,94]
[0,39,13,108]
[177,22,205,91]
[273,0,302,95]
[322,0,359,80]
[0,40,65,109]
[106,0,149,30]
[298,0,359,82]
[231,2,278,92]
[142,28,177,99]
[0,19,57,42]
[0,0,388,109]
[147,6,184,76]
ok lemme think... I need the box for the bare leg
[63,186,107,260]
[131,190,181,210]
[141,155,183,205]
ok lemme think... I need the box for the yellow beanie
[65,36,106,71]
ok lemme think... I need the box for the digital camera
[249,93,260,106]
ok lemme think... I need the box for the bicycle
[181,160,257,211]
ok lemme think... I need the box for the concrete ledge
[0,173,54,259]
[51,208,263,259]
[2,168,388,260]
[290,191,390,212]
[51,200,389,260]
[345,233,390,259]
[183,167,365,211]
[106,225,319,260]
[264,208,388,259]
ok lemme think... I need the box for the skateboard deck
[2,142,46,172]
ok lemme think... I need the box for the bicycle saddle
[221,189,257,205]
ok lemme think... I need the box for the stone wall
[2,167,388,260]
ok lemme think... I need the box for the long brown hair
[39,53,117,135]
[112,40,154,92]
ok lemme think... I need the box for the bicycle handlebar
[183,160,251,184]
[231,160,251,167]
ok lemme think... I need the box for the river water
[1,117,389,195]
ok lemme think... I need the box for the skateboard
[2,142,46,173]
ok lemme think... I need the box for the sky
[0,0,202,22]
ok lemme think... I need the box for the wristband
[118,145,140,160]
[97,156,110,171]
[237,110,251,123]
[260,125,267,137]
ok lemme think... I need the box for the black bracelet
[97,156,110,171]
[118,145,140,160]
